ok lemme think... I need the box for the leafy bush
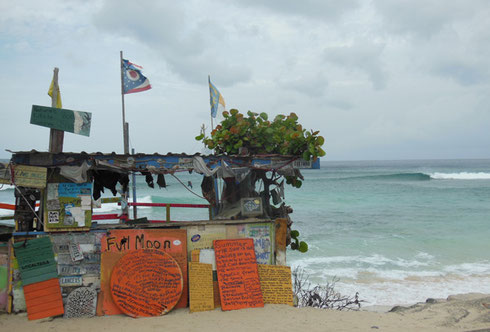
[196,109,325,161]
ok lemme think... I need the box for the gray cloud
[93,0,252,86]
[324,42,387,90]
[1,0,490,161]
[232,0,361,21]
[433,62,488,86]
[373,0,486,38]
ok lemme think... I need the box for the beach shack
[0,150,317,319]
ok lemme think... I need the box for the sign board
[214,239,264,311]
[188,262,214,312]
[257,264,293,305]
[99,229,188,315]
[44,182,92,230]
[3,165,47,188]
[240,197,263,217]
[110,250,183,317]
[185,222,274,265]
[31,104,92,136]
[64,287,97,318]
[23,278,64,320]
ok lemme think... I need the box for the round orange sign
[110,249,183,317]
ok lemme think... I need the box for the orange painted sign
[214,238,264,311]
[99,229,187,315]
[23,278,64,320]
[110,249,183,317]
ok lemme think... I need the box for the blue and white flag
[122,59,151,94]
[208,76,225,118]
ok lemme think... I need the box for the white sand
[1,293,489,332]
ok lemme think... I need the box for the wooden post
[48,68,64,153]
[131,148,137,219]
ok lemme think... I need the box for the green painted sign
[14,237,58,285]
[30,105,92,136]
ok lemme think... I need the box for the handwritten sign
[110,249,183,317]
[257,265,293,305]
[189,262,214,312]
[214,239,264,311]
[100,229,188,314]
[12,165,47,188]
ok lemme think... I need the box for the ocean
[1,159,490,306]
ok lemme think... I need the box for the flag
[208,76,225,118]
[48,78,62,108]
[122,59,151,94]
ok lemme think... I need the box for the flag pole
[120,51,129,154]
[208,75,214,130]
[120,51,129,222]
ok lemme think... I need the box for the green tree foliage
[196,109,325,161]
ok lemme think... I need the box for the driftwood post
[48,67,64,153]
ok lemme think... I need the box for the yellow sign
[258,264,294,305]
[188,262,214,312]
[0,163,9,184]
[12,165,47,188]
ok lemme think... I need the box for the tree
[196,109,325,252]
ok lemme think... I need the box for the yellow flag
[48,78,62,108]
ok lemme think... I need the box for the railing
[124,202,212,223]
[1,199,211,223]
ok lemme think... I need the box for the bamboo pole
[48,67,64,153]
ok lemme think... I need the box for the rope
[170,174,206,200]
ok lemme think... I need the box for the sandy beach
[1,293,489,332]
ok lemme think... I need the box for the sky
[1,0,489,161]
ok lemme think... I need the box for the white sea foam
[291,258,490,305]
[293,254,431,270]
[0,208,14,216]
[0,184,14,191]
[430,172,490,180]
[333,275,490,306]
[93,195,155,213]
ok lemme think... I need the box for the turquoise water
[1,159,489,305]
[287,159,490,305]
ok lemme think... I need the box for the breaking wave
[430,172,490,180]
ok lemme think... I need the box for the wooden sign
[23,278,64,320]
[214,239,264,311]
[257,264,293,305]
[10,165,47,188]
[110,249,183,317]
[31,105,92,136]
[14,237,58,285]
[188,262,214,312]
[99,229,188,315]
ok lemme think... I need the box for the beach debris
[292,267,364,311]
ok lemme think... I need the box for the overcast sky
[1,0,489,161]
